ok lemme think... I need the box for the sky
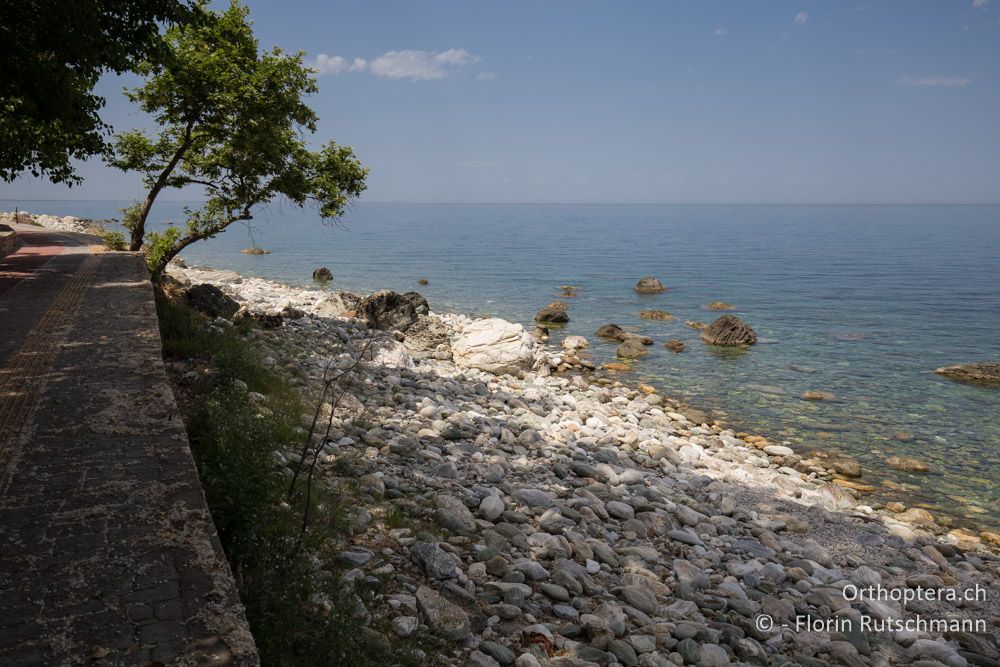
[3,0,999,204]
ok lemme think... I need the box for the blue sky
[3,0,999,204]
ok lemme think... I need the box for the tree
[0,0,196,184]
[108,1,367,277]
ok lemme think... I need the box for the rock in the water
[934,362,1000,386]
[802,390,835,401]
[562,335,589,350]
[415,586,470,641]
[312,267,332,281]
[617,338,649,359]
[634,276,667,293]
[186,284,239,319]
[705,301,734,310]
[534,301,570,324]
[886,456,931,473]
[596,324,653,345]
[664,339,685,353]
[417,277,429,285]
[638,310,672,321]
[241,247,269,254]
[358,290,429,332]
[452,318,535,375]
[699,315,757,346]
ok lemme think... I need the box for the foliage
[109,1,367,270]
[156,300,427,666]
[144,226,183,273]
[100,229,127,251]
[0,0,196,184]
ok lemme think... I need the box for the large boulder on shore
[452,318,534,375]
[934,362,1000,386]
[186,283,239,319]
[634,276,667,293]
[700,315,757,346]
[534,301,569,324]
[358,290,429,331]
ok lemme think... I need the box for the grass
[156,299,429,666]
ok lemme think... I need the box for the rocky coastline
[20,212,1000,666]
[163,259,1000,667]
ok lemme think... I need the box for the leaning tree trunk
[129,120,196,252]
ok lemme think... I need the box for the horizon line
[2,198,999,207]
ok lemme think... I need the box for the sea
[11,200,1000,532]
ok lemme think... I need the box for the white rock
[452,318,535,375]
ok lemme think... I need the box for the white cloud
[714,27,728,36]
[896,74,973,87]
[476,71,497,81]
[370,48,479,80]
[313,49,479,81]
[314,54,348,75]
[794,11,809,24]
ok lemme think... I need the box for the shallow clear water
[14,200,1000,530]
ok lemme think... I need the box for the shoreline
[167,259,1000,553]
[20,211,1000,664]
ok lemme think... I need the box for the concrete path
[0,225,257,665]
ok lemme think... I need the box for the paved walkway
[0,225,257,665]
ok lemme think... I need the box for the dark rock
[410,541,459,579]
[417,277,429,285]
[685,320,707,331]
[617,338,649,359]
[700,315,757,346]
[596,324,652,345]
[534,301,570,324]
[638,310,672,321]
[313,267,333,281]
[403,315,450,353]
[634,276,667,293]
[664,339,685,353]
[185,284,239,319]
[532,325,550,341]
[934,362,1000,386]
[358,290,429,331]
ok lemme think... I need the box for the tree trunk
[149,211,251,281]
[129,120,196,252]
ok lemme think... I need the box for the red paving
[0,230,71,297]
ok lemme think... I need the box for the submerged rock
[241,247,269,255]
[312,267,332,281]
[664,339,685,353]
[596,324,652,345]
[934,362,1000,386]
[705,301,735,310]
[802,390,836,401]
[699,315,757,346]
[684,320,707,331]
[634,276,667,293]
[638,310,672,321]
[534,301,570,324]
[886,456,931,473]
[617,338,649,359]
[358,290,429,331]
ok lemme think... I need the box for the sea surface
[12,200,1000,532]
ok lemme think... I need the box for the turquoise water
[12,201,1000,531]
